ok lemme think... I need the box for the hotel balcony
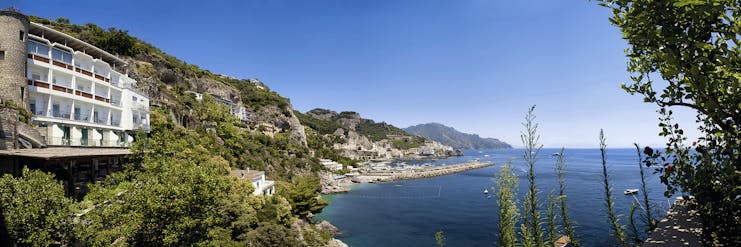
[47,137,130,148]
[27,45,118,89]
[27,79,120,111]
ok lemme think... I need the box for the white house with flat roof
[230,169,275,196]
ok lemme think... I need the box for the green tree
[244,222,301,247]
[277,176,328,220]
[598,0,740,244]
[0,168,73,246]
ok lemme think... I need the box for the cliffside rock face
[300,109,458,161]
[332,131,455,160]
[123,55,308,146]
[251,104,307,146]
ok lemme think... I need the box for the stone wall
[0,108,18,149]
[0,11,30,107]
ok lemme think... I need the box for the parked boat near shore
[624,189,639,195]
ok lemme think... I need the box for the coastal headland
[321,161,494,194]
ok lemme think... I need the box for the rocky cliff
[298,109,460,161]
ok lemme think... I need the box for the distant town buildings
[320,159,343,171]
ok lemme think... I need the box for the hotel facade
[0,11,149,149]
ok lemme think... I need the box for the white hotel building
[23,22,149,147]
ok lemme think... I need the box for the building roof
[230,169,264,180]
[29,22,128,68]
[0,147,131,160]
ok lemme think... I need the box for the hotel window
[27,41,49,57]
[52,48,72,64]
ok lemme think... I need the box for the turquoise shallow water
[316,148,671,246]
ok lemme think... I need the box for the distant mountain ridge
[404,123,512,150]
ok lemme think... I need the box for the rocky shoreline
[321,160,494,194]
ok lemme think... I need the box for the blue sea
[317,148,673,246]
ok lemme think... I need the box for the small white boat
[624,189,639,195]
[483,189,489,194]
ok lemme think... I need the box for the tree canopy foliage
[0,168,72,246]
[277,176,329,220]
[599,0,740,244]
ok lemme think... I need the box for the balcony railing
[94,74,110,82]
[28,54,50,63]
[27,79,51,89]
[52,60,74,70]
[94,95,110,103]
[52,84,74,94]
[75,67,93,77]
[51,112,71,119]
[73,114,89,122]
[94,118,107,125]
[47,137,129,147]
[75,90,94,99]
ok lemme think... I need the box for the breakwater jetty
[360,161,494,182]
[322,161,494,194]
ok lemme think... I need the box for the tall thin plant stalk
[435,230,445,247]
[628,202,642,245]
[546,190,558,246]
[521,105,544,247]
[496,163,519,247]
[555,147,579,247]
[599,130,629,247]
[633,143,655,233]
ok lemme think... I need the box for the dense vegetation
[0,96,330,246]
[177,93,321,180]
[295,110,344,135]
[404,123,512,149]
[0,168,72,246]
[599,0,740,244]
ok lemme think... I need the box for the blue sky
[10,0,700,148]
